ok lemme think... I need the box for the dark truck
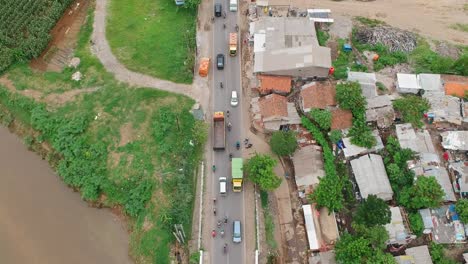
[213,111,226,150]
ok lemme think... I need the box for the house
[442,75,468,97]
[441,131,468,151]
[251,94,301,131]
[302,204,339,251]
[397,73,443,95]
[394,246,433,264]
[385,207,410,245]
[299,82,336,112]
[257,75,292,95]
[395,124,436,154]
[330,108,353,130]
[365,95,395,128]
[347,71,377,99]
[251,17,331,78]
[425,95,462,125]
[350,154,393,201]
[419,205,466,244]
[293,145,325,194]
[449,161,468,198]
[342,130,384,158]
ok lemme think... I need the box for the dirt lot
[312,0,468,45]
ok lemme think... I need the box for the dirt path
[313,0,468,45]
[91,0,208,109]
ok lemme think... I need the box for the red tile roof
[331,108,353,130]
[259,94,288,118]
[258,75,292,94]
[300,82,336,110]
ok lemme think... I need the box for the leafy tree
[353,223,389,250]
[409,212,424,237]
[455,199,468,223]
[393,96,430,128]
[269,131,298,156]
[309,174,344,212]
[399,176,444,210]
[429,242,458,264]
[329,129,342,143]
[354,195,391,227]
[368,251,397,264]
[336,82,367,112]
[310,109,332,130]
[335,232,372,264]
[348,116,376,148]
[245,154,282,190]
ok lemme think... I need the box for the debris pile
[354,26,417,53]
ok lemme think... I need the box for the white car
[230,90,238,107]
[219,177,227,196]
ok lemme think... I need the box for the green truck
[231,158,243,192]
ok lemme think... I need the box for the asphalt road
[211,2,246,263]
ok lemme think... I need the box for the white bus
[229,0,237,12]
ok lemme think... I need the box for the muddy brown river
[0,126,133,264]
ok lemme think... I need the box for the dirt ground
[30,0,89,72]
[312,0,468,45]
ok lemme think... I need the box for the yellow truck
[232,158,243,192]
[229,33,237,57]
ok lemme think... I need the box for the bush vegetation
[316,28,330,46]
[409,212,424,237]
[245,154,282,191]
[455,199,468,223]
[429,242,458,264]
[0,0,74,73]
[336,82,375,148]
[409,42,468,76]
[399,176,444,210]
[393,95,430,128]
[309,109,332,130]
[354,195,391,227]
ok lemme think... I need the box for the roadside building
[394,246,433,264]
[365,95,395,128]
[342,130,384,159]
[251,94,301,131]
[441,131,468,151]
[449,161,468,198]
[251,17,331,78]
[419,205,466,244]
[385,207,411,245]
[293,145,325,195]
[257,75,292,95]
[330,108,353,131]
[302,204,339,252]
[347,71,377,99]
[350,154,393,201]
[299,81,336,112]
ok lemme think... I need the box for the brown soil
[119,122,136,147]
[30,0,89,72]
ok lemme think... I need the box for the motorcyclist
[212,165,216,172]
[227,122,232,130]
[220,82,223,88]
[223,23,226,29]
[212,230,217,238]
[226,110,230,117]
[229,153,233,160]
[236,141,240,149]
[223,243,228,253]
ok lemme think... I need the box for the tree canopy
[310,109,332,130]
[354,195,391,227]
[309,174,344,212]
[336,82,367,112]
[456,199,468,223]
[245,154,281,191]
[269,131,298,156]
[393,95,430,128]
[335,232,372,264]
[399,176,444,210]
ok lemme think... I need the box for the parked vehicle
[231,158,243,192]
[229,33,237,56]
[214,3,222,17]
[232,221,242,243]
[217,54,225,69]
[219,177,227,196]
[213,112,226,150]
[229,0,237,11]
[231,90,238,106]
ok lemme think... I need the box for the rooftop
[366,95,395,128]
[292,145,325,193]
[252,94,301,130]
[397,73,420,90]
[395,124,435,154]
[347,71,377,99]
[395,246,433,264]
[419,205,466,244]
[258,75,292,94]
[302,204,339,251]
[397,73,443,94]
[441,131,468,151]
[426,95,462,125]
[342,130,384,158]
[259,94,288,118]
[330,108,353,130]
[449,161,468,194]
[252,17,331,75]
[300,82,336,111]
[350,154,393,201]
[385,207,409,245]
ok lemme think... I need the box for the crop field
[0,0,74,72]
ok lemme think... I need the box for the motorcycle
[224,216,228,224]
[229,153,233,161]
[220,82,223,88]
[223,243,228,254]
[217,220,222,228]
[226,110,230,117]
[227,122,232,131]
[220,229,225,238]
[223,23,226,29]
[212,165,216,172]
[212,230,217,238]
[235,24,239,32]
[236,141,240,150]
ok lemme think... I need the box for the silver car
[232,220,241,243]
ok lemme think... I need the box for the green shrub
[270,130,298,156]
[310,109,332,130]
[317,28,330,46]
[329,130,342,143]
[393,95,430,128]
[410,43,468,76]
[409,212,424,237]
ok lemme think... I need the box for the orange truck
[213,111,226,150]
[229,33,237,57]
[198,57,210,77]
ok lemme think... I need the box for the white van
[230,90,238,106]
[219,177,227,196]
[229,0,237,11]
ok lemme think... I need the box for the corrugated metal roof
[441,131,468,151]
[342,130,384,158]
[293,145,324,190]
[419,208,433,229]
[395,124,435,154]
[405,246,433,264]
[397,73,420,90]
[302,204,320,250]
[385,207,408,244]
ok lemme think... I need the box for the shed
[292,145,325,193]
[395,124,435,153]
[419,74,444,96]
[441,131,468,151]
[350,154,393,201]
[397,73,420,94]
[426,95,462,125]
[385,207,409,245]
[303,204,320,251]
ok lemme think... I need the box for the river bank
[0,125,132,264]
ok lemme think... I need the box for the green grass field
[107,0,197,83]
[0,4,205,263]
